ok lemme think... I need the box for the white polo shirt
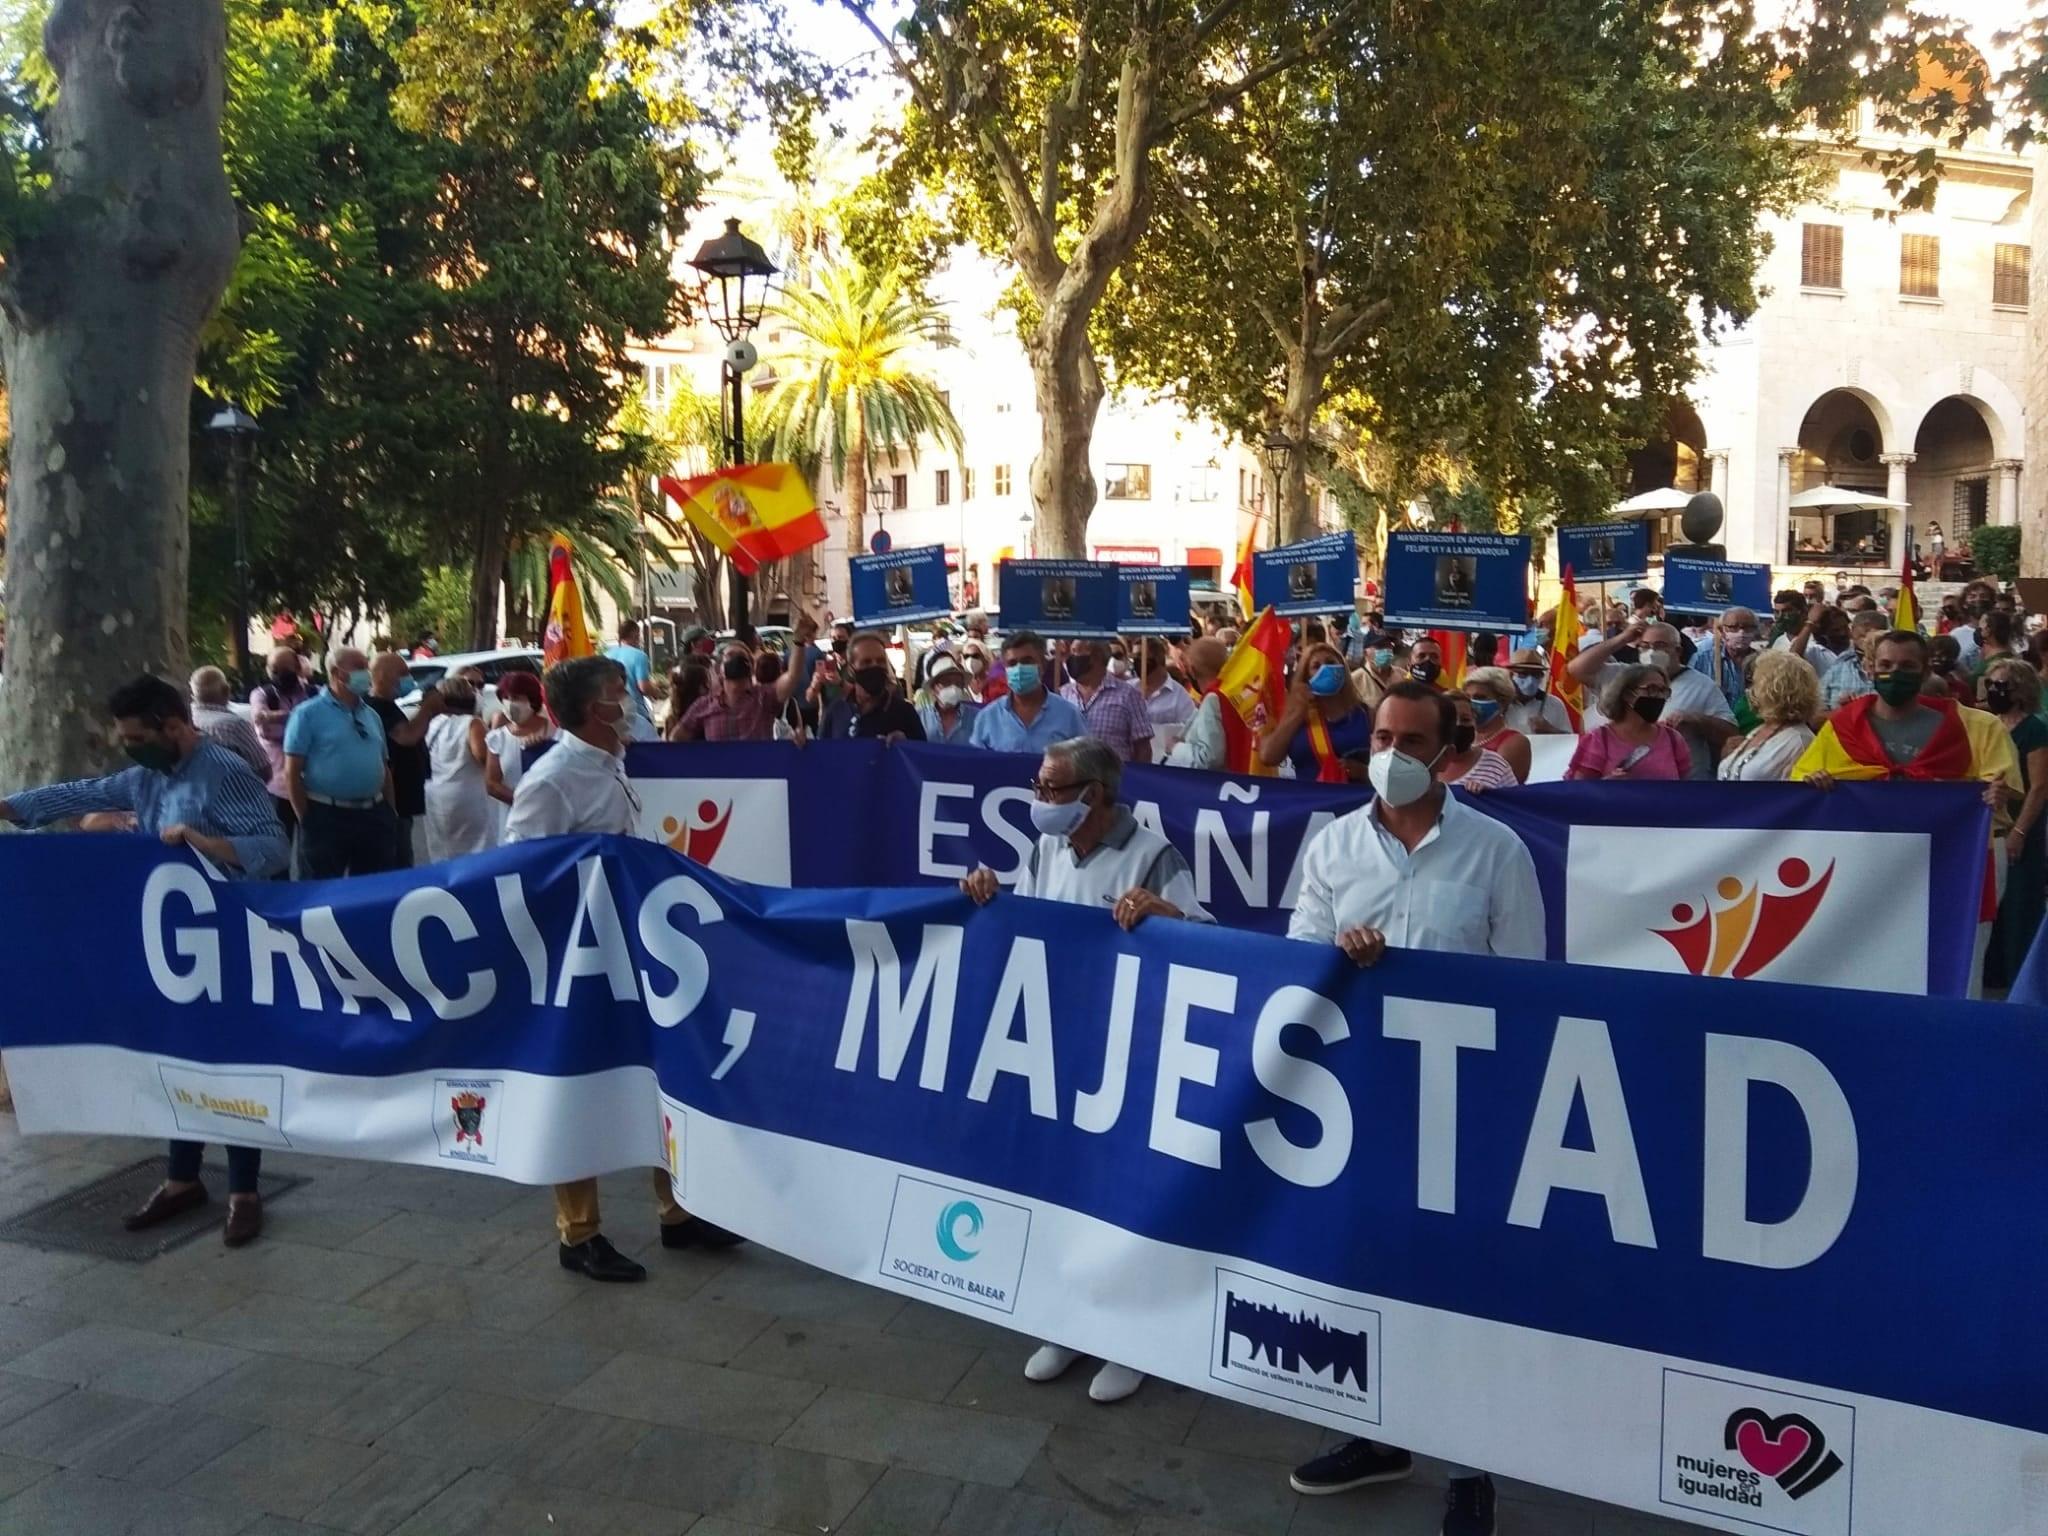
[1288,791,1544,959]
[1017,805,1212,922]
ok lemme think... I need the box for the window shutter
[1801,224,1843,289]
[1900,234,1940,298]
[1995,244,2030,307]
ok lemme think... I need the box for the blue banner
[998,559,1119,637]
[622,744,1989,998]
[0,830,2040,1533]
[1383,532,1531,632]
[851,543,953,626]
[1252,533,1356,618]
[1117,565,1191,635]
[1662,556,1772,616]
[1557,522,1650,585]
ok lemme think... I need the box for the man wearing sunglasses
[284,645,399,879]
[960,735,1209,1406]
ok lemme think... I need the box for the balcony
[1787,511,1890,569]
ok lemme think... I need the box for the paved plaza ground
[0,1115,1702,1536]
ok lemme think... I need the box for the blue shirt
[1687,642,1749,709]
[606,644,654,719]
[282,689,389,801]
[968,692,1087,754]
[6,741,287,879]
[918,701,982,745]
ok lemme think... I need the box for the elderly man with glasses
[960,736,1210,1405]
[283,645,400,878]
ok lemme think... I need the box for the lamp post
[1262,429,1293,542]
[688,216,777,631]
[206,405,259,688]
[868,477,893,544]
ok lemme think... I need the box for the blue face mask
[1008,663,1041,696]
[346,669,373,698]
[1471,698,1502,725]
[1513,673,1545,699]
[397,678,418,699]
[1370,649,1394,671]
[1308,663,1348,698]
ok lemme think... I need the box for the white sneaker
[1088,1362,1146,1403]
[1024,1343,1081,1382]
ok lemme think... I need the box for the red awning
[1187,546,1225,566]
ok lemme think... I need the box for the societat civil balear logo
[1653,858,1835,979]
[1725,1408,1844,1501]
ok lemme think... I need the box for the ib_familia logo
[880,1176,1030,1315]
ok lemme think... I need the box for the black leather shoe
[123,1182,208,1232]
[659,1217,747,1251]
[558,1233,647,1282]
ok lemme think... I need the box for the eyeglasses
[1031,777,1091,802]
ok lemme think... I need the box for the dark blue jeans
[167,1141,260,1195]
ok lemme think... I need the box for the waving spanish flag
[658,465,827,577]
[1548,566,1585,730]
[1231,516,1262,619]
[542,536,594,666]
[1212,606,1290,775]
[1895,548,1919,635]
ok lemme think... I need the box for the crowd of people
[3,570,2041,1536]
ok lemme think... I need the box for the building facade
[1639,86,2031,583]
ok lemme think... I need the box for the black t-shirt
[366,697,427,817]
[822,692,927,742]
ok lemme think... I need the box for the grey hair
[545,656,615,730]
[1599,664,1662,722]
[189,665,231,706]
[438,677,479,715]
[1046,736,1122,801]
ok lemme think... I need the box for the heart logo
[1734,1417,1812,1480]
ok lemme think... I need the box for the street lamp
[206,405,259,689]
[869,476,894,540]
[688,216,777,630]
[1262,429,1292,536]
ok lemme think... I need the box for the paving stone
[939,1481,1141,1535]
[183,1355,445,1444]
[1284,1478,1443,1536]
[835,1466,963,1536]
[239,1519,354,1535]
[392,1465,690,1534]
[0,1467,255,1535]
[1179,1398,1325,1468]
[730,1314,980,1404]
[176,1423,383,1519]
[0,1305,90,1365]
[18,1259,253,1333]
[348,1169,531,1224]
[611,1423,882,1530]
[883,1297,1037,1355]
[1016,1426,1299,1536]
[780,1387,1050,1487]
[261,1197,406,1251]
[542,1286,776,1366]
[485,1404,656,1492]
[1590,1512,1709,1536]
[0,1244,97,1305]
[70,1403,263,1487]
[561,1351,820,1443]
[0,1370,76,1431]
[175,1238,413,1305]
[0,1387,160,1465]
[373,1388,549,1469]
[945,1351,1207,1448]
[685,1520,801,1536]
[346,1211,556,1272]
[361,1321,615,1404]
[302,1449,466,1534]
[0,1450,54,1501]
[349,1261,577,1333]
[0,1157,140,1222]
[7,1321,250,1405]
[185,1290,424,1369]
[695,1250,908,1331]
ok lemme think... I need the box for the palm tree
[756,264,964,559]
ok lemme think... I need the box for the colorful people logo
[1652,858,1835,979]
[661,798,733,866]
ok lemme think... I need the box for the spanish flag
[1231,516,1261,619]
[542,536,594,666]
[1213,606,1290,775]
[1429,630,1467,690]
[1548,566,1584,731]
[658,464,828,577]
[1894,549,1918,635]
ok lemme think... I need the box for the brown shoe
[222,1195,263,1249]
[122,1182,208,1232]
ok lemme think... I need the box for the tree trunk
[844,413,869,560]
[466,499,505,650]
[1026,308,1106,558]
[1277,346,1326,546]
[0,0,241,788]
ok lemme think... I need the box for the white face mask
[966,655,987,674]
[937,685,966,709]
[506,700,535,724]
[1108,658,1131,677]
[1638,648,1674,676]
[1029,795,1092,838]
[1368,746,1442,808]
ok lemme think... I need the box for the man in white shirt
[1568,620,1736,779]
[961,735,1209,1406]
[1284,683,1541,1536]
[1137,638,1196,757]
[505,656,744,1282]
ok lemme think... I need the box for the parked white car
[400,647,545,719]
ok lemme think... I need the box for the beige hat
[1507,646,1547,672]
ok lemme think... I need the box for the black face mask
[1410,660,1442,685]
[1631,695,1667,724]
[1452,724,1475,753]
[269,670,296,688]
[1065,653,1095,682]
[853,666,890,699]
[723,658,752,682]
[831,639,849,657]
[1985,682,2014,713]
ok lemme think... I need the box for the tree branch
[833,1,948,122]
[1319,296,1394,361]
[1159,168,1294,350]
[1039,18,1093,229]
[1152,0,1366,142]
[1189,0,1249,51]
